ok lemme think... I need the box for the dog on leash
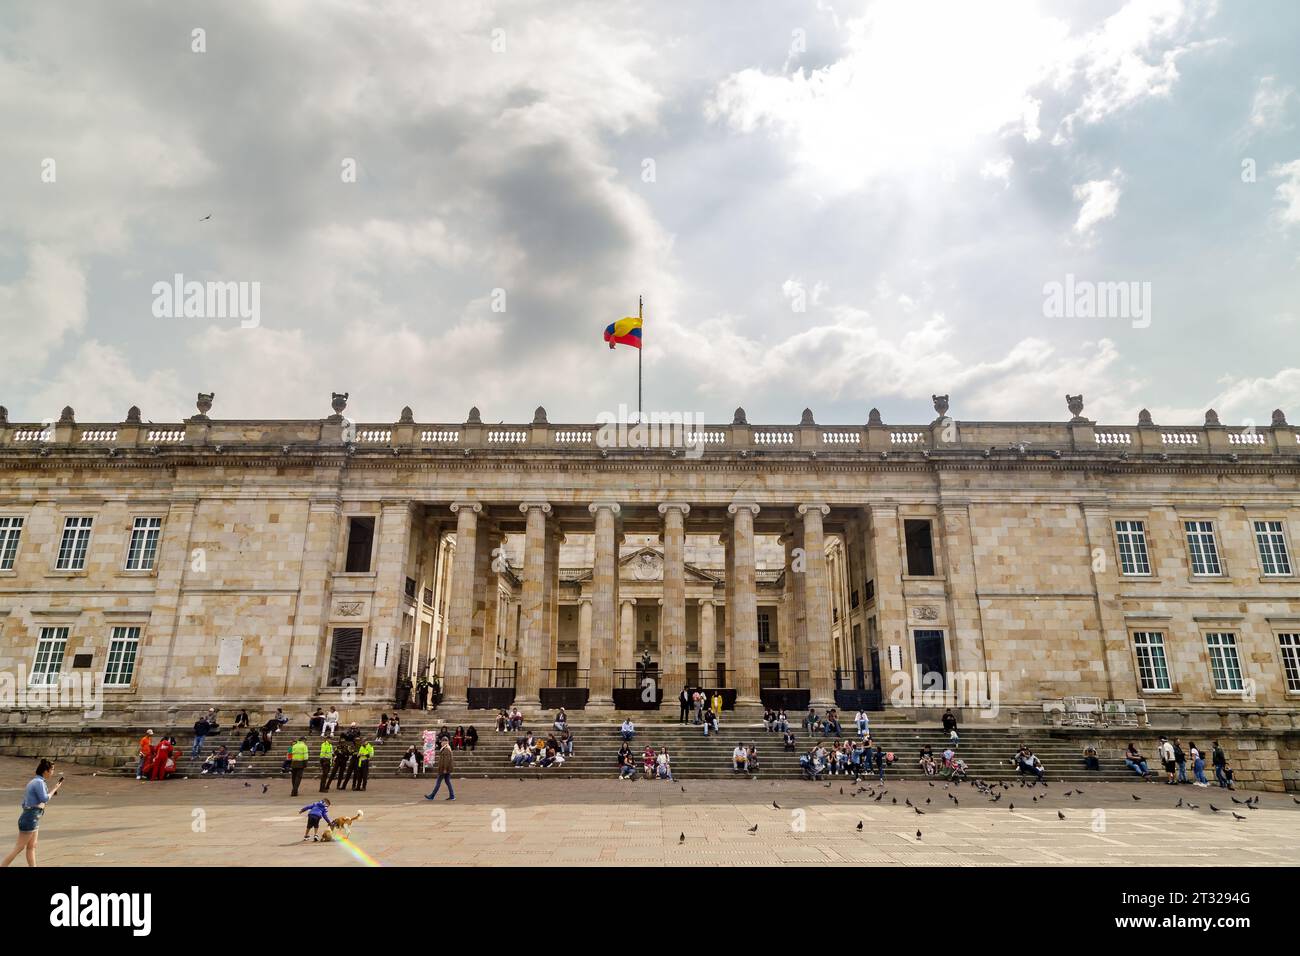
[321,809,364,841]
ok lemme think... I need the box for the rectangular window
[125,516,162,570]
[757,611,771,652]
[1254,520,1293,576]
[1183,520,1222,576]
[55,516,94,570]
[0,516,23,570]
[1115,520,1150,576]
[422,586,434,606]
[327,627,363,686]
[344,517,375,573]
[1205,632,1244,692]
[1279,634,1300,693]
[404,576,417,600]
[904,519,936,576]
[912,629,946,689]
[1132,631,1172,691]
[31,626,70,686]
[104,626,140,687]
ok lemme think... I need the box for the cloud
[0,246,87,375]
[1247,75,1294,134]
[1072,176,1123,237]
[1270,159,1300,227]
[980,156,1015,186]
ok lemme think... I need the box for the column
[779,531,798,682]
[698,598,716,685]
[442,500,481,707]
[286,499,341,699]
[865,504,906,703]
[588,501,620,708]
[544,526,562,680]
[729,501,760,705]
[619,598,637,672]
[515,501,550,707]
[473,521,500,672]
[577,596,593,677]
[939,499,986,683]
[361,501,415,700]
[659,502,690,700]
[800,502,835,708]
[722,530,734,682]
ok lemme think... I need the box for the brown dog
[320,809,364,842]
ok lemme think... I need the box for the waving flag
[604,316,642,349]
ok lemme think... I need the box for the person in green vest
[318,738,335,793]
[288,737,310,796]
[353,740,375,791]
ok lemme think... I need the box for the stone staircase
[112,713,1149,782]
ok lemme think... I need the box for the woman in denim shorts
[2,759,63,867]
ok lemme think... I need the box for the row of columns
[439,500,837,709]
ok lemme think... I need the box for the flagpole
[638,294,643,423]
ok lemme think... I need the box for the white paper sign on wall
[374,640,389,669]
[888,644,903,672]
[217,637,243,675]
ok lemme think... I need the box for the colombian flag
[604,316,642,349]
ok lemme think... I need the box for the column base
[586,695,614,710]
[809,697,836,711]
[439,695,468,710]
[513,695,540,710]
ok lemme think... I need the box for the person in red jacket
[136,730,154,780]
[149,737,176,781]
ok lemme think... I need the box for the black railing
[469,664,517,689]
[541,668,590,689]
[613,667,660,690]
[769,670,809,689]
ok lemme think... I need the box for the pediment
[570,546,720,584]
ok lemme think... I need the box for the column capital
[518,501,552,514]
[727,501,760,516]
[588,501,621,516]
[620,597,637,607]
[656,597,664,606]
[797,502,830,517]
[450,500,482,515]
[657,501,691,516]
[578,596,592,606]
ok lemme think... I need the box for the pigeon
[1231,796,1244,804]
[1232,812,1246,821]
[856,821,864,831]
[840,787,844,795]
[905,798,913,807]
[892,798,897,804]
[262,784,269,794]
[1058,811,1066,820]
[1176,798,1183,808]
[679,833,685,844]
[1075,788,1084,795]
[681,787,686,792]
[200,214,212,221]
[915,806,924,815]
[1032,796,1038,803]
[928,781,934,787]
[1063,790,1073,797]
[875,793,884,802]
[1187,804,1199,809]
[925,798,931,804]
[1293,796,1299,805]
[748,824,758,833]
[773,801,780,810]
[1209,804,1222,813]
[915,829,922,841]
[244,782,251,788]
[952,797,959,806]
[1009,803,1015,811]
[1247,803,1257,811]
[1131,794,1141,801]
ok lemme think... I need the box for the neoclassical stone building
[1,394,1299,724]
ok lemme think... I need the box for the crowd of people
[1122,737,1234,788]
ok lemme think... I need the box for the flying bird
[748,824,759,833]
[200,214,212,221]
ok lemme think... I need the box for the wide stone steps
[111,724,1144,782]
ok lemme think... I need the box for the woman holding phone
[2,759,63,867]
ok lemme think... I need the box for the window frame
[1204,631,1245,694]
[1278,633,1300,694]
[30,626,71,686]
[1113,519,1152,577]
[54,515,94,571]
[1131,630,1173,692]
[124,516,164,572]
[0,515,24,571]
[104,625,142,688]
[1182,519,1223,577]
[1253,520,1293,577]
[902,518,938,578]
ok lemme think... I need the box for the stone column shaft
[698,599,716,685]
[619,599,637,672]
[801,503,835,707]
[442,501,481,706]
[577,598,593,676]
[730,502,760,705]
[516,502,551,706]
[588,502,620,707]
[659,503,690,700]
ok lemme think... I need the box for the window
[1279,634,1300,693]
[344,517,375,572]
[104,626,140,686]
[0,516,23,570]
[31,626,70,685]
[757,611,771,652]
[327,628,363,686]
[1183,521,1221,576]
[1205,633,1244,692]
[904,519,936,576]
[1114,520,1150,576]
[422,586,433,606]
[912,629,946,689]
[125,516,162,570]
[1254,521,1292,576]
[405,576,417,600]
[1132,632,1172,691]
[850,588,860,609]
[55,516,94,570]
[864,579,875,604]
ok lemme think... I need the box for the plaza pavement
[1,755,1297,867]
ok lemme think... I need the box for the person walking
[288,736,310,796]
[711,691,723,724]
[1173,738,1188,784]
[2,759,62,867]
[424,738,456,801]
[1189,741,1209,786]
[191,713,211,759]
[1212,741,1229,788]
[136,729,154,780]
[354,740,374,791]
[1159,737,1176,785]
[318,738,335,792]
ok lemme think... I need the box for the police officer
[318,737,334,792]
[288,736,310,796]
[354,740,374,791]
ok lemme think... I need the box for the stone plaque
[911,605,940,621]
[217,637,243,675]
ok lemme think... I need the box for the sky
[1,0,1298,429]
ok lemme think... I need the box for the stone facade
[1,400,1299,726]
